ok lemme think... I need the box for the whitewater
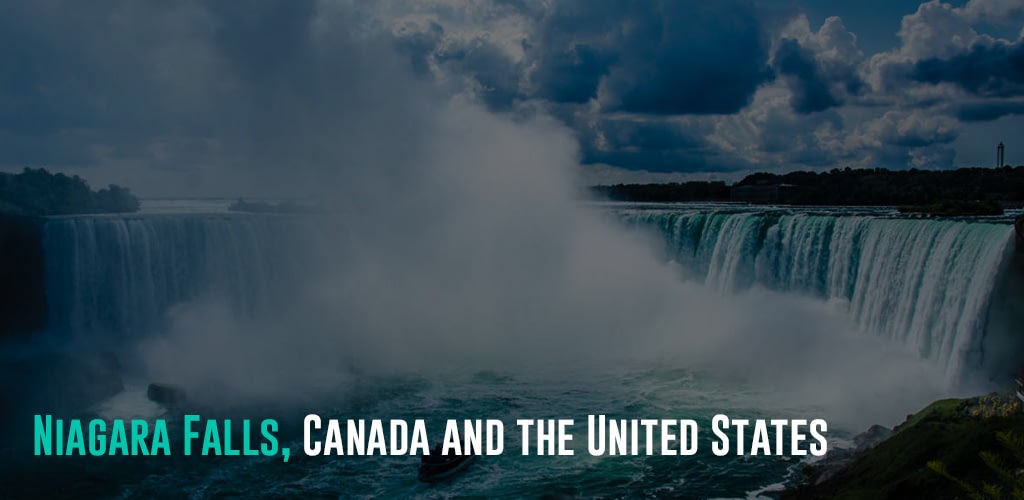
[10,200,1021,497]
[616,204,1017,384]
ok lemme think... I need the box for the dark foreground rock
[0,215,45,337]
[799,424,894,487]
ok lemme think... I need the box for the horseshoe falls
[36,206,1022,386]
[618,206,1020,384]
[8,204,1024,498]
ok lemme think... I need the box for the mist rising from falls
[29,101,1002,428]
[621,208,1015,382]
[34,207,1000,426]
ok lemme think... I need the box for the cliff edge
[785,394,1024,499]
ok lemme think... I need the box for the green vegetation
[593,166,1024,213]
[784,395,1024,499]
[928,431,1024,499]
[0,168,139,216]
[734,167,1024,205]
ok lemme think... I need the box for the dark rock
[854,424,892,452]
[0,215,45,338]
[796,424,894,488]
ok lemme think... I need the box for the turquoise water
[8,203,1015,498]
[24,366,833,499]
[615,205,1015,383]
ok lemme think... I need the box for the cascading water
[15,205,1018,498]
[39,207,1018,383]
[619,206,1016,382]
[41,214,317,344]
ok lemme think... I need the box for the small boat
[418,443,475,483]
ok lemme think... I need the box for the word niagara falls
[33,414,829,461]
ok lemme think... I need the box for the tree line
[0,168,139,216]
[592,166,1024,210]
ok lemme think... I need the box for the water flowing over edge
[617,207,1015,384]
[39,207,1018,386]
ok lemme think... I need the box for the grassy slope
[784,398,1024,499]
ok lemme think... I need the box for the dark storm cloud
[527,1,774,115]
[603,4,772,115]
[773,38,863,114]
[530,44,617,104]
[519,1,626,104]
[500,0,777,173]
[393,21,445,77]
[224,1,1024,174]
[913,40,1024,97]
[0,0,435,195]
[571,116,733,173]
[955,100,1024,121]
[435,37,523,110]
[366,0,783,174]
[774,39,839,113]
[390,0,776,115]
[6,0,1024,182]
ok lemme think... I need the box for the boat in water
[418,443,475,483]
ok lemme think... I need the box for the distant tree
[591,181,730,202]
[0,168,140,216]
[593,165,1024,210]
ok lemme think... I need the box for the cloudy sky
[1,0,1022,194]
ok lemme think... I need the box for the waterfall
[42,214,316,342]
[621,208,1015,380]
[37,208,1017,382]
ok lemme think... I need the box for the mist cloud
[117,12,956,428]
[0,0,977,431]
